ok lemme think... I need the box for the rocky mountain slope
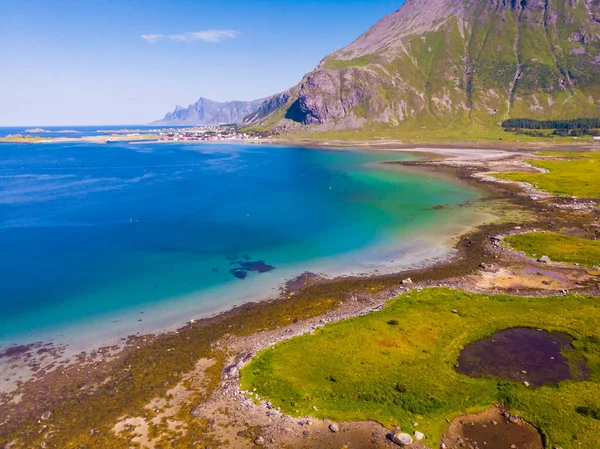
[152,97,264,126]
[244,0,600,135]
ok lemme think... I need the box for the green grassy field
[283,122,584,144]
[496,151,600,198]
[0,136,46,143]
[505,232,600,268]
[241,288,600,448]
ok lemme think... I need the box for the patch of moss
[497,151,600,198]
[505,232,600,268]
[323,55,374,71]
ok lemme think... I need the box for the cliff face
[246,0,600,133]
[152,97,264,126]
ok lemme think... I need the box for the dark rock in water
[230,268,248,280]
[456,328,588,386]
[0,344,35,359]
[239,260,275,274]
[229,259,275,280]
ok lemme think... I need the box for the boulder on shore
[391,432,414,446]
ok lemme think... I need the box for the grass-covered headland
[497,151,600,199]
[241,288,600,448]
[505,232,600,268]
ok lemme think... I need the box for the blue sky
[0,0,401,126]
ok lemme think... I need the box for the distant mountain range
[244,0,600,135]
[151,97,265,126]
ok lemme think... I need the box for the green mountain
[244,0,600,138]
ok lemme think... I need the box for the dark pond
[456,327,588,386]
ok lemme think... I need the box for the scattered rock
[41,411,51,421]
[225,365,239,377]
[414,431,425,441]
[391,432,414,446]
[538,255,551,264]
[509,415,519,424]
[402,278,413,285]
[329,423,340,433]
[254,436,265,446]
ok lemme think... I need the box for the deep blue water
[0,141,480,346]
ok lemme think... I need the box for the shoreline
[0,171,490,356]
[1,143,598,448]
[0,145,490,351]
[2,131,600,151]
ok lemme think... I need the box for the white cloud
[140,34,165,44]
[141,30,239,44]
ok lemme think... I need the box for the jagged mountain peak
[151,97,265,126]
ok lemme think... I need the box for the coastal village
[156,126,265,142]
[0,126,269,144]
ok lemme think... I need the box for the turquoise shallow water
[0,141,481,347]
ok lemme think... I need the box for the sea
[0,127,484,348]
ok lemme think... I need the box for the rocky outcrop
[242,92,291,125]
[152,97,264,126]
[246,0,600,134]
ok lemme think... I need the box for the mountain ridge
[151,97,264,126]
[244,0,600,137]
